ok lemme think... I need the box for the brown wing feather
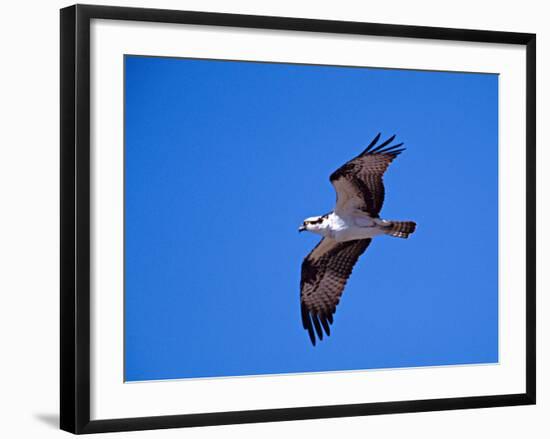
[300,238,371,345]
[330,133,405,217]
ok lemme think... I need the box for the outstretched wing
[330,133,405,217]
[300,238,371,345]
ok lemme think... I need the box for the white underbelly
[332,224,385,241]
[327,211,387,242]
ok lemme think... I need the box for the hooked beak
[298,225,306,233]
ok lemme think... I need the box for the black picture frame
[60,4,536,434]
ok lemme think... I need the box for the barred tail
[385,221,416,239]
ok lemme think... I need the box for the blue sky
[124,55,498,381]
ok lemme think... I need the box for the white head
[299,215,329,236]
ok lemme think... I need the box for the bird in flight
[298,133,416,346]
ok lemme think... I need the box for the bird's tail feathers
[385,221,416,239]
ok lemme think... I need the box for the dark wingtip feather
[370,134,396,153]
[301,306,334,345]
[301,304,316,346]
[312,314,324,341]
[320,315,331,336]
[379,142,404,153]
[308,328,316,346]
[361,132,382,155]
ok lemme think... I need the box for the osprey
[299,133,416,346]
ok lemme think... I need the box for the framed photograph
[60,4,536,434]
